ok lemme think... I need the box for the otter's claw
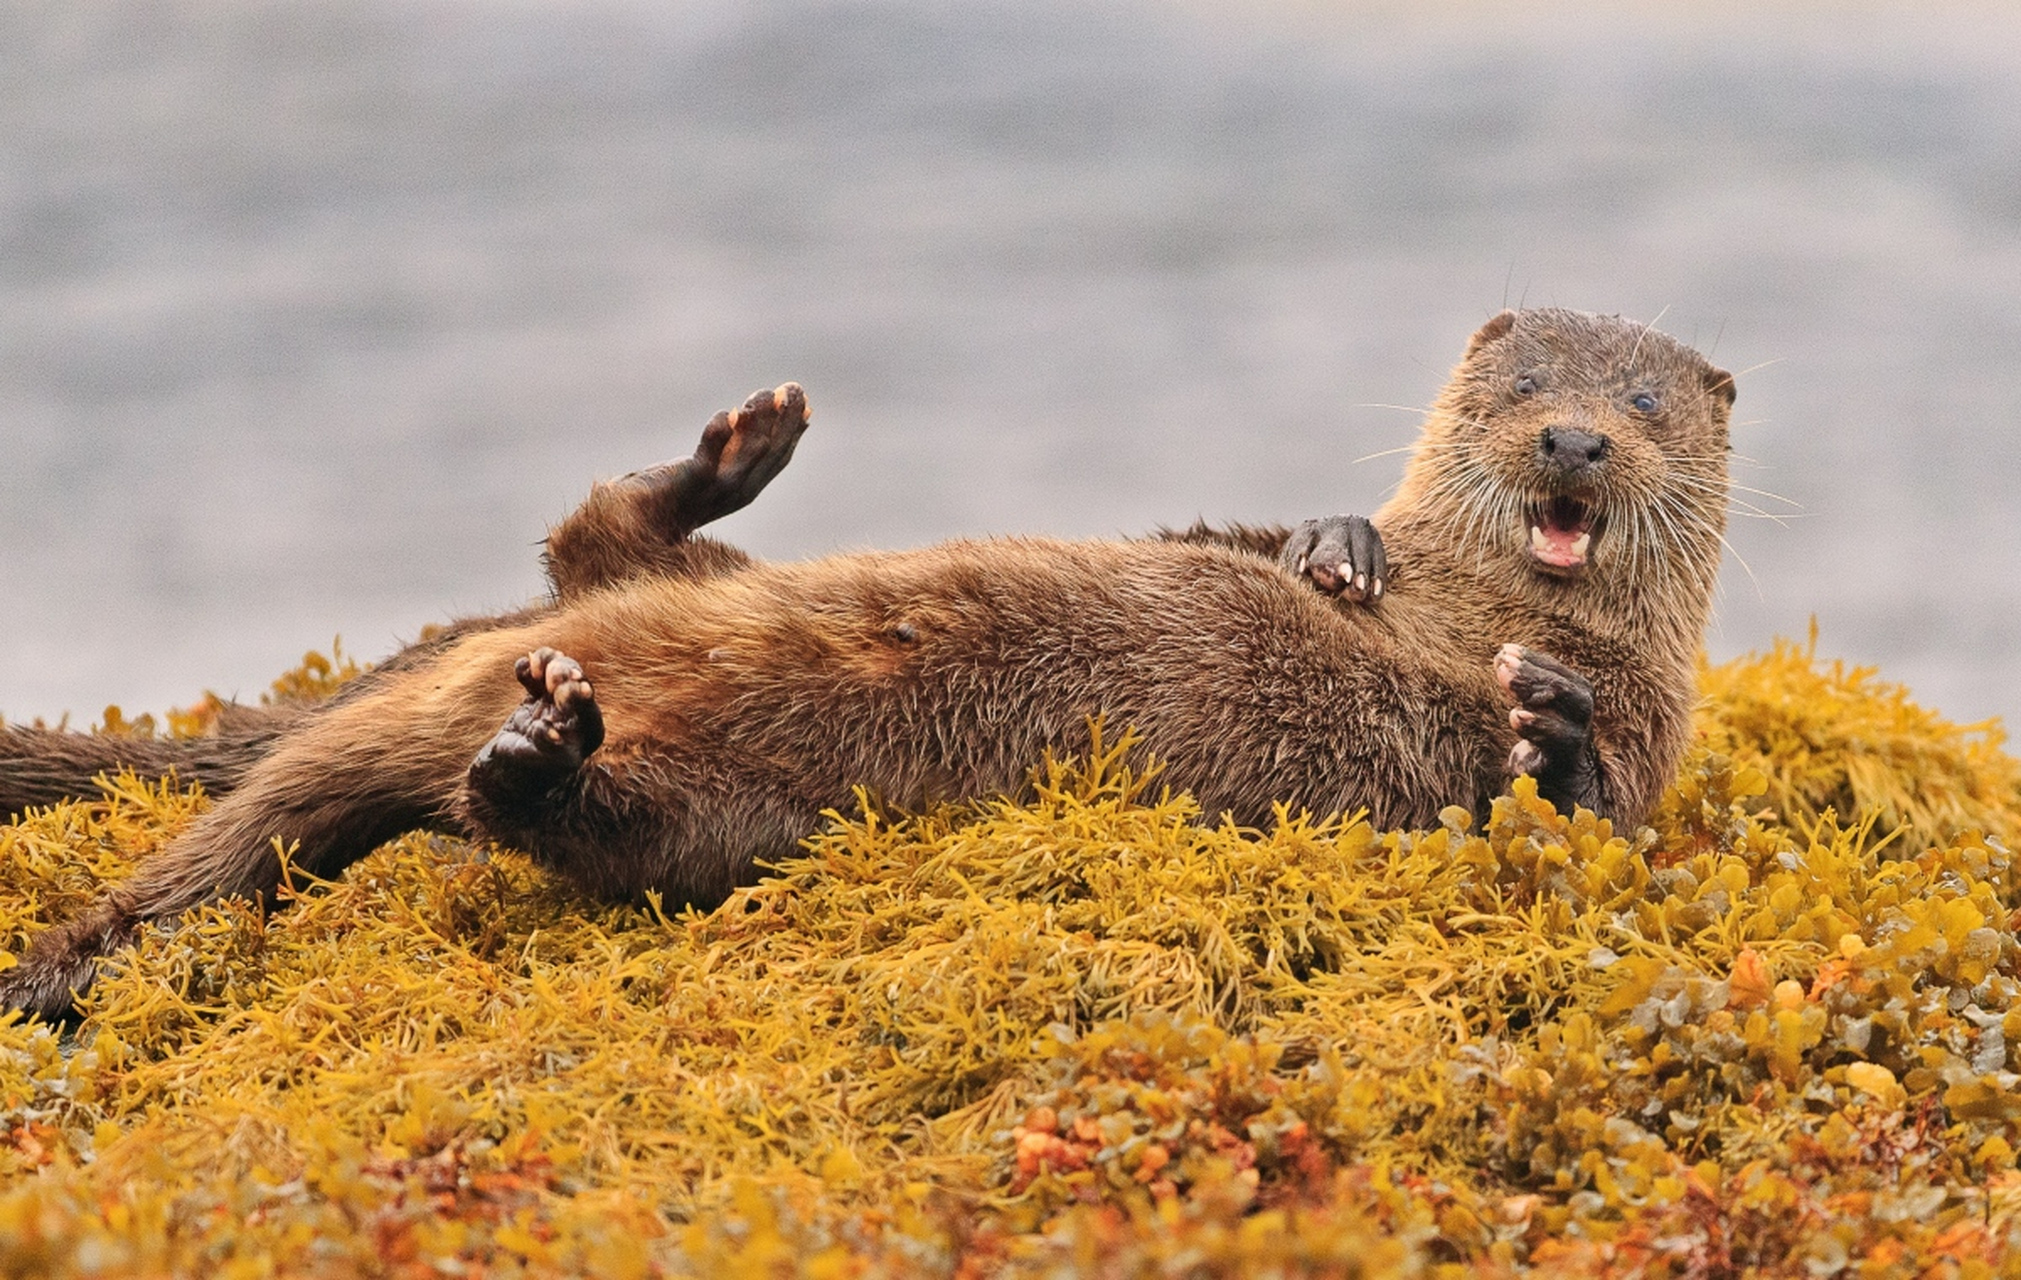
[1280,515,1387,603]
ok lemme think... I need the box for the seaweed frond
[3,635,2019,1275]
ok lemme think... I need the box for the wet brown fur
[0,310,1735,1020]
[1375,308,1734,822]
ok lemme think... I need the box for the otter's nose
[1539,427,1609,472]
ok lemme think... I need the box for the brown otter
[0,308,1735,1020]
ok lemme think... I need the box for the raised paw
[1493,644,1603,813]
[1279,514,1387,603]
[607,382,811,540]
[679,382,812,529]
[470,648,607,795]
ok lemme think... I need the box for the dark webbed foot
[629,382,811,537]
[1279,515,1387,603]
[469,648,606,802]
[1494,644,1604,815]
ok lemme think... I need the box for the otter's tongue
[1529,498,1595,568]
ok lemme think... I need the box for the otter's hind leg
[460,647,821,912]
[542,383,811,599]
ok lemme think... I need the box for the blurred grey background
[3,0,2018,731]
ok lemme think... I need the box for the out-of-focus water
[3,0,2019,730]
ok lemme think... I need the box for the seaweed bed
[5,633,2021,1278]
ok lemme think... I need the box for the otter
[0,308,1735,1020]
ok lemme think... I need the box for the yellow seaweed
[2,636,2019,1277]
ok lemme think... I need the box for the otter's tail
[0,706,306,819]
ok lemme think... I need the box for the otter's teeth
[1529,521,1592,568]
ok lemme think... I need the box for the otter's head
[1397,308,1735,595]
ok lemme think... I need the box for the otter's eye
[1513,375,1538,397]
[1630,391,1659,414]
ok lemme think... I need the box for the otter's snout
[1539,427,1609,474]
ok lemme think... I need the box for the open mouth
[1528,496,1600,570]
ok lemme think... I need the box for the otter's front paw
[1494,644,1602,813]
[469,648,606,794]
[1280,515,1387,603]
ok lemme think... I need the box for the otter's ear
[1703,365,1737,408]
[1465,310,1518,357]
